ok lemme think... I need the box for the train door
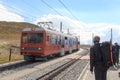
[60,36,65,56]
[76,37,79,50]
[69,38,72,53]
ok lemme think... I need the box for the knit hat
[93,36,100,42]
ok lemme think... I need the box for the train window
[46,34,51,44]
[69,39,72,46]
[22,33,27,43]
[28,33,43,43]
[58,36,61,45]
[55,35,57,45]
[51,35,57,45]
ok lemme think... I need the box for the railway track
[0,48,89,80]
[0,49,86,73]
[0,46,89,72]
[0,54,77,72]
[36,50,89,80]
[0,61,34,72]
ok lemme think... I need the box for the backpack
[93,43,103,62]
[101,41,113,67]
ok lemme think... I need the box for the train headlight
[38,48,41,50]
[22,48,24,50]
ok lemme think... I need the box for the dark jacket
[90,42,105,71]
[114,44,120,55]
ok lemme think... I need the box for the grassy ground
[0,42,23,64]
[0,21,37,64]
[0,53,23,64]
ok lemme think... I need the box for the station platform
[80,59,120,80]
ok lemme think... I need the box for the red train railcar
[20,22,79,61]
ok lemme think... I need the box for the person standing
[90,36,108,80]
[112,45,117,66]
[114,43,120,66]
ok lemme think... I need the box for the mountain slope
[0,21,37,44]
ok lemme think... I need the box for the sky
[0,0,120,45]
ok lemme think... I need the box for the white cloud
[35,14,120,45]
[0,4,24,22]
[35,14,85,31]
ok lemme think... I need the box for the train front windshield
[22,33,43,43]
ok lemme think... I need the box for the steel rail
[36,50,89,80]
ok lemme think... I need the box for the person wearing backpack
[90,36,108,80]
[113,43,120,66]
[112,45,117,66]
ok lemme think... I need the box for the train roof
[22,26,61,34]
[22,26,77,38]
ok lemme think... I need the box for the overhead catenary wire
[22,0,44,14]
[22,0,79,36]
[58,0,79,21]
[41,0,63,17]
[1,0,79,35]
[40,0,78,33]
[41,1,77,36]
[21,0,79,26]
[21,0,54,23]
[1,2,37,20]
[0,7,34,20]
